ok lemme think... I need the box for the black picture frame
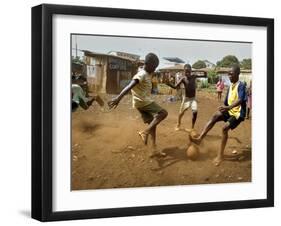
[32,3,274,222]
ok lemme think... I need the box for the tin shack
[83,50,143,94]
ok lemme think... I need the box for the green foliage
[72,56,83,64]
[216,55,239,67]
[192,60,207,69]
[240,58,252,69]
[207,69,217,84]
[199,80,209,88]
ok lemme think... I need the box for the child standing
[216,77,225,101]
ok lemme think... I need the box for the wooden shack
[83,50,142,94]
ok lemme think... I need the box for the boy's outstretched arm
[108,79,139,109]
[165,77,183,89]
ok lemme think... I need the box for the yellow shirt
[227,82,241,119]
[131,70,153,108]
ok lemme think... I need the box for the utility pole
[75,35,78,58]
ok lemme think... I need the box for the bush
[199,80,209,88]
[207,70,217,84]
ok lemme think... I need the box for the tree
[192,60,207,69]
[72,56,83,64]
[216,55,239,67]
[207,69,217,84]
[240,58,252,69]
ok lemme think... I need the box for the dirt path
[71,91,251,190]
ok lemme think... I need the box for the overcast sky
[71,34,251,67]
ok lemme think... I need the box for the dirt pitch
[71,90,251,190]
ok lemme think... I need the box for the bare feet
[138,131,149,145]
[189,134,201,145]
[175,126,181,131]
[100,106,105,112]
[213,156,223,166]
[150,150,167,158]
[149,145,167,158]
[184,128,192,133]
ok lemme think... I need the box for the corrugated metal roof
[159,64,185,71]
[163,57,185,63]
[83,50,141,63]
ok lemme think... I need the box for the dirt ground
[71,90,251,190]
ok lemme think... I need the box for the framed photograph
[32,4,274,221]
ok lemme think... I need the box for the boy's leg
[246,107,250,119]
[149,126,166,157]
[176,109,187,130]
[191,111,224,144]
[176,99,190,130]
[191,100,198,129]
[86,96,96,107]
[192,111,197,129]
[150,126,156,148]
[144,109,168,134]
[138,103,168,145]
[138,117,152,145]
[79,98,90,110]
[93,95,105,107]
[213,122,231,166]
[85,95,104,109]
[138,109,167,146]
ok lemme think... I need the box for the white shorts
[180,97,197,113]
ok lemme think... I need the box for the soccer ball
[186,144,200,161]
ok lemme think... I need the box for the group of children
[108,52,249,166]
[73,52,249,166]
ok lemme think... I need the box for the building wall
[85,55,139,94]
[106,57,134,94]
[239,72,252,86]
[85,55,107,94]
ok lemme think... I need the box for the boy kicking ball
[190,65,247,166]
[108,53,168,157]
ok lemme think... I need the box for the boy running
[190,65,247,166]
[166,64,203,131]
[108,53,168,156]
